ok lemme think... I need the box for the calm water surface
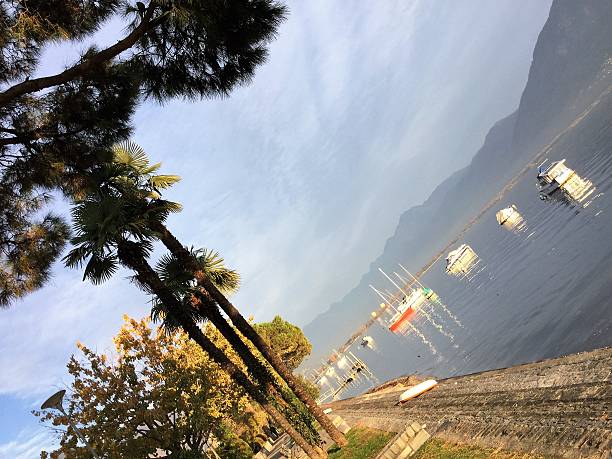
[333,109,612,399]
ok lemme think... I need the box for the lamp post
[41,389,101,458]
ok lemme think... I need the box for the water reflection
[445,244,480,278]
[365,265,462,357]
[314,352,377,403]
[496,204,527,232]
[537,158,596,206]
[315,101,612,402]
[360,335,376,350]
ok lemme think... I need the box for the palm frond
[159,200,183,213]
[63,245,91,269]
[141,162,162,175]
[126,240,154,260]
[151,296,205,335]
[155,253,196,300]
[64,140,185,290]
[112,140,149,171]
[155,247,240,297]
[149,175,181,189]
[109,175,136,190]
[128,273,155,296]
[195,248,240,295]
[82,253,119,284]
[110,141,181,201]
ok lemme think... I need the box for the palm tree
[152,224,348,447]
[156,248,240,297]
[153,249,322,447]
[64,142,323,457]
[116,239,321,459]
[105,141,347,447]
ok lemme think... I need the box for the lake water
[323,98,612,400]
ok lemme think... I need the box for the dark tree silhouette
[0,0,286,303]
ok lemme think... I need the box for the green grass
[412,438,544,459]
[327,427,395,459]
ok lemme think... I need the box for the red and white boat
[388,288,428,333]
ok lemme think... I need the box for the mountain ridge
[302,0,612,367]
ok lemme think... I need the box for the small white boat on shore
[399,379,438,403]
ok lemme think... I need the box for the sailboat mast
[369,284,399,313]
[399,263,426,289]
[379,267,410,296]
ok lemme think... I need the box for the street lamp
[41,389,101,458]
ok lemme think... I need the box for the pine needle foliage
[0,187,69,306]
[254,316,313,372]
[0,0,287,306]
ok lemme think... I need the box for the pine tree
[0,187,69,306]
[0,0,286,303]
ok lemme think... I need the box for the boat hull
[399,379,438,402]
[389,308,416,332]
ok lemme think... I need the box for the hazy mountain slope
[302,0,612,366]
[513,0,612,156]
[302,113,516,364]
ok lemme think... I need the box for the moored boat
[496,204,519,225]
[537,159,573,196]
[537,159,595,203]
[445,244,479,276]
[496,204,526,232]
[388,288,429,332]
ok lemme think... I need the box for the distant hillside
[302,0,612,367]
[513,0,612,155]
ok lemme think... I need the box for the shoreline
[324,347,612,458]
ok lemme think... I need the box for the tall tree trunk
[194,292,323,448]
[151,222,348,447]
[116,240,323,459]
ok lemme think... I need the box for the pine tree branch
[0,6,163,106]
[0,135,32,146]
[0,125,91,146]
[0,127,20,134]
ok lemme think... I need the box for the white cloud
[0,267,148,396]
[129,1,551,327]
[0,428,55,459]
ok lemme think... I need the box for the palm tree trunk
[151,222,348,447]
[194,291,323,448]
[116,240,323,459]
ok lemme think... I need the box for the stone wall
[375,422,430,459]
[324,347,612,458]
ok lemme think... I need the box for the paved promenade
[324,347,612,458]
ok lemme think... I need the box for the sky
[0,1,552,456]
